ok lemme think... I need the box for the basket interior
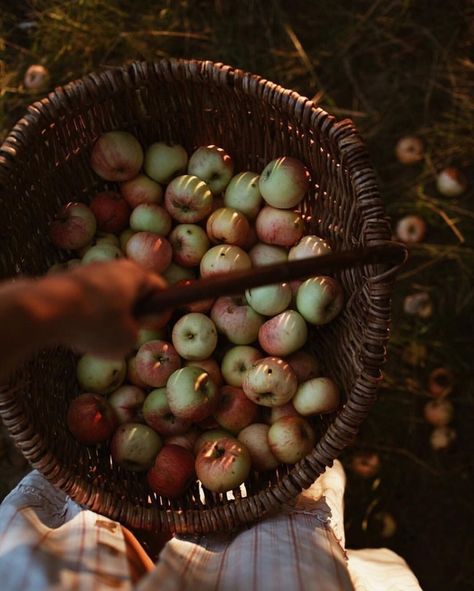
[0,61,392,532]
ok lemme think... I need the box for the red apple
[255,206,304,247]
[210,296,264,345]
[125,231,172,273]
[213,386,259,434]
[285,350,320,383]
[249,242,288,266]
[169,224,210,267]
[142,388,191,436]
[49,202,97,250]
[67,393,118,445]
[135,340,181,388]
[258,310,308,356]
[89,191,131,233]
[195,437,251,493]
[108,385,146,424]
[165,426,201,452]
[90,131,143,182]
[193,429,234,455]
[120,174,163,208]
[147,444,196,498]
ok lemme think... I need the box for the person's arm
[0,260,166,383]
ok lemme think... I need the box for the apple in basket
[195,437,251,493]
[125,231,172,273]
[210,296,264,345]
[255,206,304,247]
[224,171,262,219]
[147,444,196,498]
[90,131,144,182]
[129,203,172,236]
[164,174,213,223]
[169,223,210,267]
[49,202,97,250]
[213,385,259,435]
[296,276,344,325]
[142,388,191,437]
[242,356,298,407]
[76,354,127,395]
[268,416,316,464]
[200,244,252,278]
[107,385,146,424]
[220,345,262,387]
[89,191,131,233]
[144,141,189,184]
[258,156,310,209]
[171,313,218,360]
[135,340,182,388]
[120,174,163,208]
[292,377,340,416]
[258,310,308,356]
[111,422,162,472]
[206,207,251,247]
[237,423,279,471]
[187,145,234,194]
[67,393,118,445]
[166,366,220,422]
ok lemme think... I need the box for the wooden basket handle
[134,242,407,317]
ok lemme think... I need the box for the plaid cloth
[0,461,422,591]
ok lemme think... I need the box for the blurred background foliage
[0,2,473,590]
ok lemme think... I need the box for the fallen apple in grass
[147,444,196,498]
[49,202,97,251]
[67,393,118,445]
[90,131,144,182]
[268,416,316,464]
[195,437,251,493]
[111,422,162,472]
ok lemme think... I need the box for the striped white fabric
[0,461,422,591]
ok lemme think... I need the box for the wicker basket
[0,59,402,534]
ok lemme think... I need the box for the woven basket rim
[0,58,400,534]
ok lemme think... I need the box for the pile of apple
[51,131,345,499]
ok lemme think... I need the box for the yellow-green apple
[172,313,218,360]
[136,327,167,348]
[111,422,162,471]
[199,244,252,278]
[108,385,146,424]
[258,310,308,356]
[169,223,210,267]
[49,202,97,251]
[135,340,181,387]
[90,231,121,250]
[249,242,288,266]
[210,296,264,345]
[187,145,233,194]
[285,350,320,383]
[66,393,118,445]
[175,279,214,313]
[195,437,251,493]
[142,388,191,436]
[165,426,201,452]
[242,356,297,407]
[220,345,262,387]
[423,399,454,427]
[147,444,196,498]
[81,243,123,264]
[206,207,250,247]
[436,167,467,197]
[76,354,126,394]
[193,429,234,455]
[119,229,135,252]
[288,235,332,260]
[255,206,304,247]
[164,175,213,223]
[245,282,292,316]
[91,131,144,182]
[125,231,172,273]
[89,191,131,233]
[268,416,315,464]
[213,386,259,434]
[237,423,279,471]
[296,276,344,325]
[127,355,148,388]
[144,142,188,184]
[166,366,219,422]
[129,203,172,236]
[162,262,195,285]
[292,377,340,415]
[258,156,310,209]
[395,215,427,244]
[185,357,223,387]
[120,174,163,208]
[224,171,262,219]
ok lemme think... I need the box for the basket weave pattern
[0,59,397,534]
